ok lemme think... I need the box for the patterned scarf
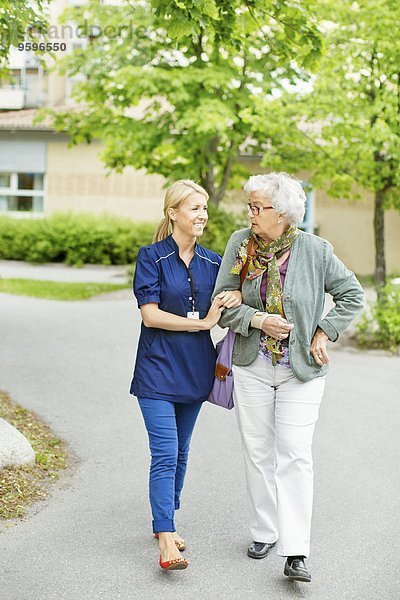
[231,226,299,364]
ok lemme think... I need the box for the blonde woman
[130,180,241,570]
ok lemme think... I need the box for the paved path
[0,260,128,284]
[0,291,399,600]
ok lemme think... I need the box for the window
[299,184,315,234]
[0,172,44,214]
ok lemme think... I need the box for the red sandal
[159,556,189,570]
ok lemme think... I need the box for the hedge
[0,207,243,266]
[356,282,400,352]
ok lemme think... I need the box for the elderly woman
[212,172,365,582]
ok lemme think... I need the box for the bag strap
[239,237,256,289]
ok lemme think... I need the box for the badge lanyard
[188,267,196,313]
[186,267,200,330]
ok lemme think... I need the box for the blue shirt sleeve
[133,246,161,307]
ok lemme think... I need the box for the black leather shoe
[247,540,276,559]
[283,558,311,582]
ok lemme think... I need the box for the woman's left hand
[310,328,330,366]
[215,290,242,309]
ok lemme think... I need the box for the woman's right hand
[202,297,226,329]
[261,314,294,340]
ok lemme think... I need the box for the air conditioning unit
[0,89,25,109]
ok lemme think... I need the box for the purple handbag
[207,238,255,410]
[207,329,236,410]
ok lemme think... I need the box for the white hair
[244,172,306,225]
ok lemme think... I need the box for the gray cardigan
[212,228,365,382]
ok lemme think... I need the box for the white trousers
[233,356,326,557]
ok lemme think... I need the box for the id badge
[187,311,199,320]
[187,311,200,332]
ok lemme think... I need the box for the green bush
[0,213,155,266]
[356,283,400,352]
[0,206,243,266]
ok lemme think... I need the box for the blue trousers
[138,398,202,533]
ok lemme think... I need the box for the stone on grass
[0,418,36,470]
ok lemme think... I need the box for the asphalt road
[0,291,399,600]
[0,260,128,284]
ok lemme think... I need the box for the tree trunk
[374,189,386,292]
[208,141,236,207]
[202,138,218,205]
[214,153,234,206]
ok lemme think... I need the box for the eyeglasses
[247,203,275,216]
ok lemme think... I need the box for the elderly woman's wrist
[316,324,333,340]
[251,311,270,329]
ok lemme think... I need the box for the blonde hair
[153,179,209,242]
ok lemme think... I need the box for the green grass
[0,391,68,520]
[0,278,129,300]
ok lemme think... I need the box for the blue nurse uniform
[130,234,221,403]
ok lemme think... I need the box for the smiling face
[170,192,208,239]
[248,190,289,241]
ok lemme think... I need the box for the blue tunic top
[130,235,221,403]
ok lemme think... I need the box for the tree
[47,0,321,205]
[0,0,49,78]
[242,0,400,288]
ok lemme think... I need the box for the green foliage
[356,283,400,352]
[0,207,239,265]
[0,213,155,266]
[43,0,322,204]
[249,0,400,203]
